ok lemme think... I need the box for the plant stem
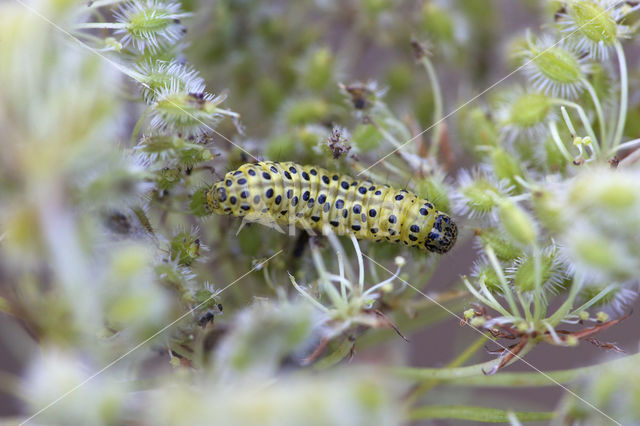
[403,336,486,409]
[436,351,640,387]
[420,57,444,158]
[553,100,600,156]
[612,41,628,152]
[407,405,554,423]
[485,246,521,318]
[76,22,127,29]
[580,77,606,146]
[393,344,535,381]
[548,121,574,162]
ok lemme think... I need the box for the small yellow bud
[463,309,475,319]
[381,283,394,293]
[565,335,579,346]
[394,256,406,267]
[596,311,609,323]
[578,311,590,321]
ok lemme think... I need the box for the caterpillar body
[205,161,457,254]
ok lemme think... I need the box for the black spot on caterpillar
[205,161,457,254]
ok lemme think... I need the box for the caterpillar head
[424,213,458,254]
[205,187,220,212]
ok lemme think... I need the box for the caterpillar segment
[205,161,457,254]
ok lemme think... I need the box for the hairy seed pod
[205,161,457,254]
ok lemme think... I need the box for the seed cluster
[205,161,457,254]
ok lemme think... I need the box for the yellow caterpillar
[205,161,457,254]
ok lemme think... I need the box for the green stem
[393,344,535,381]
[485,246,521,318]
[75,22,126,29]
[532,244,544,320]
[87,0,128,8]
[130,109,148,145]
[546,273,584,326]
[612,41,628,152]
[404,336,487,409]
[311,247,347,310]
[568,283,618,317]
[407,405,554,423]
[312,336,354,370]
[437,351,640,387]
[548,121,574,163]
[580,77,606,147]
[420,57,444,158]
[553,100,600,156]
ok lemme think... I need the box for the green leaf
[408,405,554,423]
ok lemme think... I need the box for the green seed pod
[156,167,182,191]
[497,199,537,247]
[421,3,454,42]
[570,172,639,212]
[566,229,633,278]
[543,136,568,172]
[523,38,585,98]
[569,1,617,46]
[531,46,583,85]
[458,107,499,155]
[457,176,504,217]
[507,92,552,129]
[490,147,523,190]
[474,264,502,294]
[190,187,210,217]
[532,188,566,232]
[170,230,202,266]
[303,48,334,92]
[510,252,557,293]
[285,98,330,127]
[476,228,522,262]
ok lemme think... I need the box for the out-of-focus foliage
[1,0,640,425]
